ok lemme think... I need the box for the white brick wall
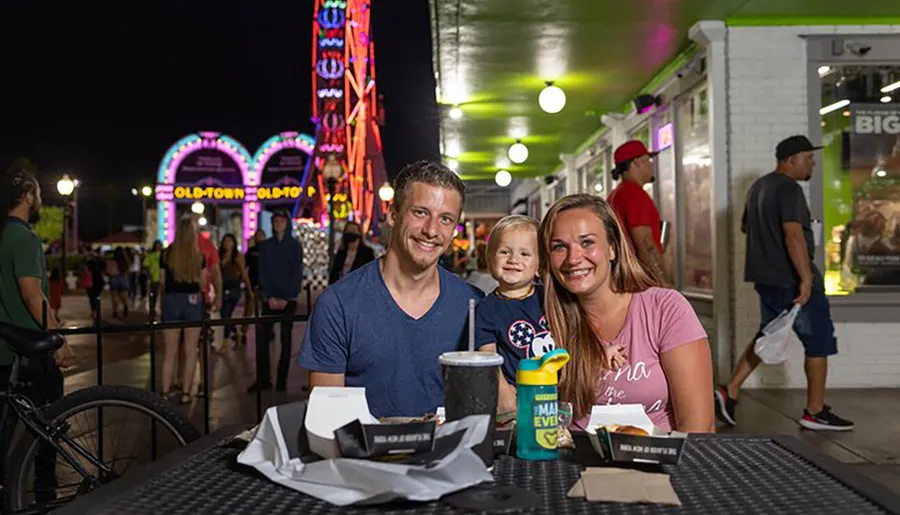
[725,25,900,389]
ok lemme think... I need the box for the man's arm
[17,277,58,330]
[783,222,813,303]
[257,243,273,298]
[297,289,349,387]
[630,225,669,285]
[309,372,345,388]
[778,183,814,305]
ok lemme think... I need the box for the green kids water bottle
[515,348,570,461]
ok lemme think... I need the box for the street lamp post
[57,174,78,289]
[321,155,343,268]
[133,185,153,244]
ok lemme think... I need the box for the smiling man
[298,160,483,417]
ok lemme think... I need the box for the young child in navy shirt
[475,215,556,417]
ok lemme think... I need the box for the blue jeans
[755,279,838,358]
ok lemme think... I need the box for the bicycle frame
[1,356,113,506]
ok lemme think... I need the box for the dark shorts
[162,292,204,323]
[755,280,837,358]
[109,275,129,292]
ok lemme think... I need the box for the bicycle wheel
[7,384,202,511]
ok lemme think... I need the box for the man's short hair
[392,160,466,213]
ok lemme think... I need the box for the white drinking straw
[468,298,476,352]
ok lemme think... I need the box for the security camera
[846,42,872,57]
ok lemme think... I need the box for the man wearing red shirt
[606,140,668,285]
[192,215,222,313]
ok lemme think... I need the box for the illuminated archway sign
[248,131,316,248]
[156,132,253,245]
[155,131,317,248]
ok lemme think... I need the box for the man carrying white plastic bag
[753,304,801,365]
[714,136,853,432]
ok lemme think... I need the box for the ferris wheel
[299,0,387,235]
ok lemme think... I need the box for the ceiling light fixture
[881,95,892,103]
[538,82,566,114]
[881,80,900,93]
[449,106,463,120]
[819,99,850,116]
[508,140,529,164]
[817,65,831,76]
[494,169,512,187]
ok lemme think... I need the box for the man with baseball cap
[607,140,668,284]
[251,208,304,392]
[715,135,853,431]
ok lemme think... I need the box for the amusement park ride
[298,0,387,236]
[154,0,387,249]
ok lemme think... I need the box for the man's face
[388,182,462,271]
[790,151,816,181]
[27,182,42,224]
[627,154,654,184]
[273,216,288,234]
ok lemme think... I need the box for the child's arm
[479,343,518,417]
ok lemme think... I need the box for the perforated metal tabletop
[57,427,900,515]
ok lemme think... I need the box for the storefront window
[652,107,678,286]
[553,176,567,201]
[589,151,609,196]
[821,64,900,295]
[576,165,586,193]
[677,85,713,292]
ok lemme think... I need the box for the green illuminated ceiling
[430,0,900,181]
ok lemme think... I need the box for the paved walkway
[53,291,900,496]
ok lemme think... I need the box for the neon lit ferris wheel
[299,0,387,234]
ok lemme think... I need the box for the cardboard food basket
[585,404,686,465]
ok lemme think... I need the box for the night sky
[0,0,440,240]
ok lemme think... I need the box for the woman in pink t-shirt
[539,194,714,433]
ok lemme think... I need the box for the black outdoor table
[57,425,900,515]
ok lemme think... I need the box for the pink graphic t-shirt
[572,287,707,433]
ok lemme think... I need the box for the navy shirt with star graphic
[475,286,557,385]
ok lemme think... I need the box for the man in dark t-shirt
[298,161,483,418]
[715,135,853,432]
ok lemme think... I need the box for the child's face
[490,228,539,290]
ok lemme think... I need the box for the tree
[32,206,64,244]
[5,156,38,174]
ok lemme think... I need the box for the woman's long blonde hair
[166,217,203,283]
[539,194,660,419]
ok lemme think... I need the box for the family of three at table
[298,158,719,433]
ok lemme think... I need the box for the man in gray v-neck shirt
[715,135,853,432]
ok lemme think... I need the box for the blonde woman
[540,194,714,433]
[160,217,207,404]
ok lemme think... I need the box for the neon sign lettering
[173,186,246,201]
[256,186,304,200]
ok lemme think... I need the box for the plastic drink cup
[439,351,504,467]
